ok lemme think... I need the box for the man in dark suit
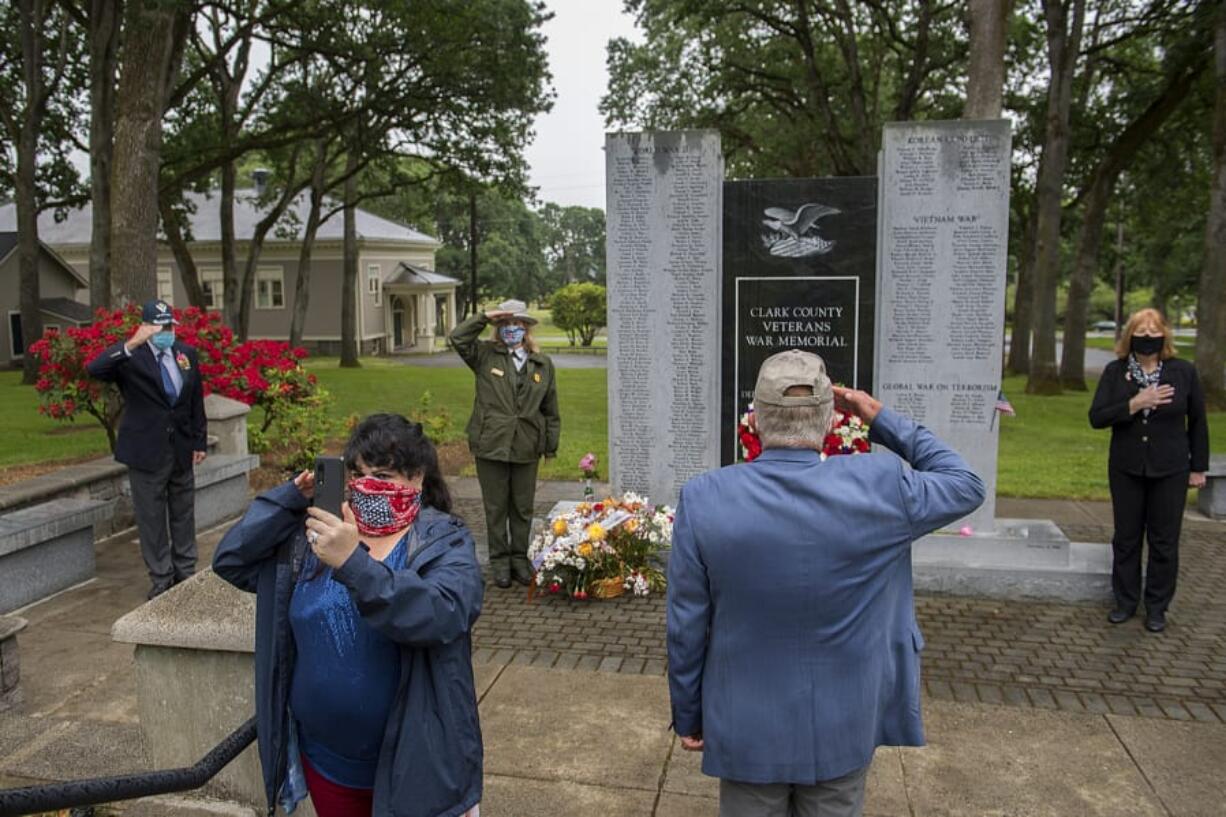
[87,299,208,599]
[667,350,985,817]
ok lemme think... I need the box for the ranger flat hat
[494,298,538,325]
[754,349,833,407]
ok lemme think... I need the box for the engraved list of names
[875,120,1011,531]
[606,131,723,506]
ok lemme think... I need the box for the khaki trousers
[475,457,539,580]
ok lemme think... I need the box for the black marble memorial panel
[721,178,877,464]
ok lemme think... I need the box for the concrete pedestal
[913,519,1112,601]
[112,570,316,817]
[1196,455,1225,521]
[0,496,116,613]
[118,453,259,534]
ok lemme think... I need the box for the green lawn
[0,371,111,468]
[5,366,1223,498]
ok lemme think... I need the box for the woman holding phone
[213,414,484,817]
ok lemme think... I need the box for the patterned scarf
[1126,353,1163,416]
[348,477,423,537]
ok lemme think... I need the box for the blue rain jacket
[213,481,484,817]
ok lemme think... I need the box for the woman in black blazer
[1089,308,1209,633]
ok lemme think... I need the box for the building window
[256,267,285,310]
[157,267,175,305]
[367,264,382,306]
[201,269,224,310]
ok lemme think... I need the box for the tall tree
[110,0,190,304]
[1197,2,1226,407]
[1060,24,1212,389]
[602,0,966,178]
[1026,0,1086,394]
[339,150,360,368]
[966,0,1012,118]
[0,0,85,382]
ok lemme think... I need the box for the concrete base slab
[18,626,134,717]
[4,719,145,781]
[655,792,716,816]
[479,665,672,791]
[473,662,504,701]
[902,700,1166,816]
[913,519,1112,602]
[864,747,910,817]
[117,794,259,816]
[1107,714,1226,817]
[483,774,658,816]
[663,738,716,799]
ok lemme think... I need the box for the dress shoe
[1107,608,1134,625]
[1144,612,1166,633]
[493,575,511,589]
[147,583,172,601]
[512,572,533,587]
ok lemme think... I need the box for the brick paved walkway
[458,483,1226,724]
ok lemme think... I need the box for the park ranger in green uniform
[450,299,561,588]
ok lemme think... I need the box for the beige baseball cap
[754,350,834,407]
[493,298,538,325]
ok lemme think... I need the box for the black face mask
[1130,335,1164,356]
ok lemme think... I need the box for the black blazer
[1089,356,1210,478]
[86,340,208,472]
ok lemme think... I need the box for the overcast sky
[525,0,642,211]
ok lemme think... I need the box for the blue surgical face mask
[151,330,176,351]
[499,325,526,347]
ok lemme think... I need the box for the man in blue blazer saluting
[87,299,208,600]
[667,350,985,817]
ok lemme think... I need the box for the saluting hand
[832,386,882,424]
[125,323,162,352]
[305,503,360,569]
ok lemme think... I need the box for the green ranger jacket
[449,313,561,463]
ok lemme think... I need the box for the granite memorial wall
[875,120,1013,531]
[721,178,877,464]
[605,131,723,506]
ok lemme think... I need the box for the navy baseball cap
[141,299,179,326]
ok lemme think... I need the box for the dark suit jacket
[1089,357,1210,478]
[86,340,208,472]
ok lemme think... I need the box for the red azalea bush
[29,305,331,469]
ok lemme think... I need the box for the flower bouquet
[579,452,598,499]
[528,493,672,600]
[737,402,870,462]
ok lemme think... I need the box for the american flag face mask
[347,476,423,537]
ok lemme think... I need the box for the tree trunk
[158,196,206,308]
[110,0,187,305]
[1113,220,1125,340]
[1007,207,1037,375]
[1197,4,1226,408]
[1060,56,1205,390]
[1026,0,1085,395]
[220,160,240,330]
[87,0,120,310]
[469,189,479,316]
[340,153,361,368]
[17,119,43,384]
[15,0,49,384]
[965,0,1011,119]
[289,148,327,348]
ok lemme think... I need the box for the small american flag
[995,390,1016,416]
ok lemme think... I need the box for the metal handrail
[0,716,256,817]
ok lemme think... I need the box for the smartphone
[313,456,344,517]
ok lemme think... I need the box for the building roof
[0,191,440,249]
[385,262,460,287]
[0,231,89,287]
[40,297,93,323]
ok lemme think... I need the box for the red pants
[301,754,374,817]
